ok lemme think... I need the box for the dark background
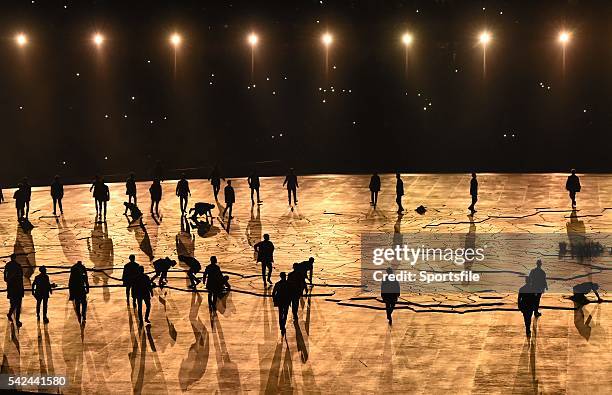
[0,0,609,185]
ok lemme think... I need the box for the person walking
[68,261,89,325]
[566,169,581,208]
[209,165,225,201]
[4,254,24,327]
[202,256,223,312]
[122,255,140,306]
[254,234,275,287]
[287,263,306,321]
[149,178,162,216]
[22,177,32,219]
[222,180,235,219]
[125,173,137,213]
[13,184,25,221]
[176,173,191,214]
[381,267,400,325]
[248,170,262,205]
[468,173,478,215]
[395,173,404,213]
[133,266,153,325]
[272,272,292,336]
[369,173,381,207]
[283,168,299,207]
[32,266,52,323]
[518,276,538,337]
[51,175,64,215]
[528,259,548,317]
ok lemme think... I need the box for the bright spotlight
[93,33,104,46]
[479,31,491,45]
[15,33,27,47]
[248,33,258,46]
[402,33,413,46]
[559,31,570,44]
[322,32,333,46]
[170,33,182,47]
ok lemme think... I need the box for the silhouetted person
[222,180,235,219]
[4,254,24,327]
[179,255,201,289]
[369,173,381,207]
[287,263,306,321]
[32,266,52,323]
[272,272,291,336]
[518,276,537,337]
[13,184,25,221]
[283,168,299,207]
[90,176,110,220]
[381,267,400,325]
[528,259,548,317]
[254,234,275,287]
[566,169,581,208]
[571,282,603,305]
[22,177,31,219]
[125,173,137,213]
[296,257,315,286]
[68,261,89,324]
[0,185,4,203]
[133,266,153,325]
[202,256,223,312]
[149,178,162,216]
[176,173,191,214]
[248,170,262,205]
[468,173,478,214]
[396,173,404,213]
[189,202,215,222]
[209,165,225,200]
[151,257,177,287]
[51,175,64,215]
[124,202,143,221]
[122,254,140,306]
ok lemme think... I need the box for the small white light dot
[348,89,352,93]
[352,121,356,125]
[583,109,587,113]
[253,84,256,88]
[455,69,459,73]
[511,134,515,137]
[272,91,276,95]
[18,106,23,110]
[104,114,109,118]
[211,73,215,77]
[131,96,135,100]
[279,133,283,137]
[499,11,503,15]
[416,9,419,13]
[322,99,326,103]
[75,72,80,77]
[333,65,337,69]
[316,20,320,24]
[163,116,167,120]
[284,76,287,80]
[123,114,128,118]
[266,77,270,81]
[428,102,432,106]
[150,120,154,124]
[209,81,213,85]
[104,156,108,160]
[482,7,486,10]
[147,60,151,64]
[62,161,66,165]
[503,134,507,137]
[423,107,427,111]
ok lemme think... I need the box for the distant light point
[170,33,182,47]
[402,33,413,46]
[93,33,105,46]
[322,32,333,46]
[15,33,28,47]
[559,31,571,44]
[248,33,258,46]
[479,31,491,45]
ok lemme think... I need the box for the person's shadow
[176,218,195,258]
[178,292,210,391]
[127,218,154,262]
[463,217,476,286]
[246,205,262,260]
[87,221,114,302]
[13,221,36,285]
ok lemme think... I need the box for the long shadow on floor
[178,292,209,391]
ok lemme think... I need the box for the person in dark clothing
[178,255,202,289]
[254,234,275,287]
[528,259,548,317]
[566,169,581,208]
[22,177,32,219]
[287,263,306,321]
[571,282,603,305]
[248,170,262,205]
[51,175,64,215]
[0,185,4,203]
[125,173,137,214]
[91,177,110,221]
[150,257,177,287]
[189,202,215,222]
[202,256,223,312]
[518,276,538,337]
[283,168,299,207]
[4,254,24,327]
[32,266,53,323]
[68,261,89,324]
[468,173,478,215]
[133,266,153,325]
[209,165,225,200]
[124,202,143,222]
[272,272,291,336]
[222,180,235,219]
[395,173,404,213]
[296,257,315,286]
[13,184,25,221]
[369,173,381,207]
[149,178,162,216]
[176,173,191,214]
[381,267,400,325]
[122,255,140,306]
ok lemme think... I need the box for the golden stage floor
[1,173,612,393]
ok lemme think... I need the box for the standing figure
[122,255,140,306]
[176,173,191,214]
[248,170,261,205]
[202,256,223,312]
[13,184,25,221]
[151,257,176,287]
[32,266,52,323]
[4,254,24,327]
[90,176,109,220]
[125,173,137,214]
[528,259,548,317]
[178,255,202,289]
[22,177,32,219]
[272,272,291,336]
[287,263,307,321]
[296,257,315,286]
[149,178,162,216]
[51,175,64,215]
[468,173,478,215]
[566,169,581,208]
[68,261,89,325]
[381,267,400,325]
[222,180,235,219]
[395,173,404,213]
[209,165,225,200]
[283,168,299,207]
[133,266,153,325]
[254,234,275,287]
[369,173,381,207]
[518,276,537,337]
